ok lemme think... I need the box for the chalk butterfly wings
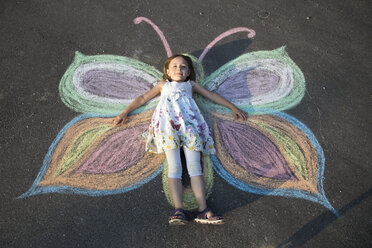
[20,17,336,214]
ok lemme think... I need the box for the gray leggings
[165,147,202,179]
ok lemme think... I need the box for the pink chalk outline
[133,17,173,57]
[198,27,256,61]
[134,16,256,61]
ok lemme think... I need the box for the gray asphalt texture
[1,0,371,247]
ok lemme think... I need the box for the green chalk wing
[59,51,163,114]
[195,47,305,115]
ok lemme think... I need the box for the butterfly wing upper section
[59,51,163,114]
[198,47,305,115]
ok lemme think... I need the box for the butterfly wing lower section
[59,51,163,114]
[209,111,336,214]
[19,111,165,197]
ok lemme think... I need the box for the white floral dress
[142,80,216,154]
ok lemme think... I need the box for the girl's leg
[183,148,224,224]
[165,148,183,209]
[182,147,207,212]
[190,176,207,211]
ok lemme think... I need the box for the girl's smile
[166,56,190,82]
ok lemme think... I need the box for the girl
[112,55,247,225]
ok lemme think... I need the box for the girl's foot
[194,208,225,225]
[168,208,188,225]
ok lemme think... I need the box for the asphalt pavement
[1,0,371,247]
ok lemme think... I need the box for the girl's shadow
[191,38,252,76]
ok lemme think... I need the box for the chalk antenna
[134,17,173,58]
[198,27,256,62]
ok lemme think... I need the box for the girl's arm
[112,81,165,126]
[191,81,247,120]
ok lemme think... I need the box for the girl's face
[166,56,190,82]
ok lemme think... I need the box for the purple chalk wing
[210,111,319,193]
[21,111,165,197]
[209,111,336,213]
[59,51,163,115]
[197,47,305,114]
[74,124,148,174]
[216,118,295,181]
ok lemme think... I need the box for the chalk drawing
[20,17,336,215]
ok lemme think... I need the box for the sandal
[168,208,188,225]
[194,208,225,225]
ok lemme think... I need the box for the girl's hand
[232,107,248,121]
[112,114,128,127]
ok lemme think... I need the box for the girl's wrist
[230,105,238,111]
[119,112,127,118]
